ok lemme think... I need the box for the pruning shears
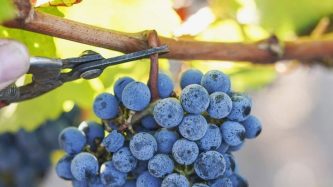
[0,45,169,108]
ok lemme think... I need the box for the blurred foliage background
[0,0,333,132]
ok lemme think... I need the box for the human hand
[0,39,30,90]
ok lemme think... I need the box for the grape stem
[147,30,160,101]
[4,0,333,66]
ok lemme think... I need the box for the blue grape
[153,98,184,128]
[129,132,157,160]
[180,68,203,89]
[100,161,127,187]
[112,147,137,173]
[0,146,21,172]
[161,173,190,187]
[148,154,174,178]
[230,174,248,187]
[217,140,230,154]
[201,70,231,93]
[179,114,208,141]
[227,95,252,122]
[158,72,174,98]
[131,161,148,177]
[221,121,246,146]
[122,81,151,111]
[208,92,232,119]
[58,127,86,155]
[227,141,245,152]
[123,179,136,187]
[78,121,104,150]
[93,93,119,119]
[172,139,199,165]
[102,130,125,153]
[223,154,236,177]
[141,115,158,130]
[194,151,226,180]
[180,84,210,114]
[72,180,88,187]
[193,183,209,187]
[114,76,134,102]
[55,154,73,180]
[209,177,232,187]
[70,152,99,181]
[241,115,262,139]
[154,128,179,154]
[197,124,222,151]
[136,171,162,187]
[14,165,37,187]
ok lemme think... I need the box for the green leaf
[255,0,333,37]
[209,0,241,20]
[0,0,16,23]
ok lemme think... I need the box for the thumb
[0,40,30,90]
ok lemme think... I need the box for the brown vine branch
[3,0,333,65]
[147,30,161,101]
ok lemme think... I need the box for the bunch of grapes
[56,69,262,187]
[0,106,81,187]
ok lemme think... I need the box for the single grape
[114,76,134,102]
[192,183,209,187]
[102,130,125,153]
[221,121,246,146]
[208,92,232,119]
[201,70,231,93]
[161,173,190,187]
[70,152,99,181]
[148,154,174,178]
[122,81,151,111]
[158,72,174,98]
[197,124,222,151]
[72,180,88,187]
[241,115,262,139]
[55,154,74,180]
[141,115,158,130]
[154,128,179,154]
[180,68,203,89]
[58,127,86,155]
[129,132,157,160]
[153,98,184,128]
[230,174,248,187]
[194,151,226,180]
[178,114,208,141]
[136,171,162,187]
[180,84,210,114]
[172,139,199,165]
[227,95,252,122]
[93,93,119,119]
[209,177,233,187]
[112,147,137,173]
[100,161,127,187]
[78,121,104,150]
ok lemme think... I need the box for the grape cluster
[56,70,262,187]
[0,106,81,187]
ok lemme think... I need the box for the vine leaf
[32,0,82,7]
[0,0,16,23]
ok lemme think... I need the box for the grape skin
[180,68,203,89]
[194,151,226,180]
[58,127,86,155]
[112,147,137,173]
[221,121,246,146]
[129,132,157,161]
[102,130,125,153]
[153,98,184,128]
[136,171,162,187]
[227,95,252,122]
[78,121,104,150]
[172,139,199,165]
[178,114,208,141]
[154,128,179,154]
[161,173,190,187]
[197,124,222,151]
[93,93,119,119]
[55,154,74,180]
[192,183,209,187]
[122,81,151,111]
[241,115,262,139]
[141,115,158,130]
[70,152,99,181]
[114,76,134,102]
[201,70,231,94]
[209,177,233,187]
[148,154,174,178]
[207,92,232,119]
[180,84,210,114]
[157,72,174,98]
